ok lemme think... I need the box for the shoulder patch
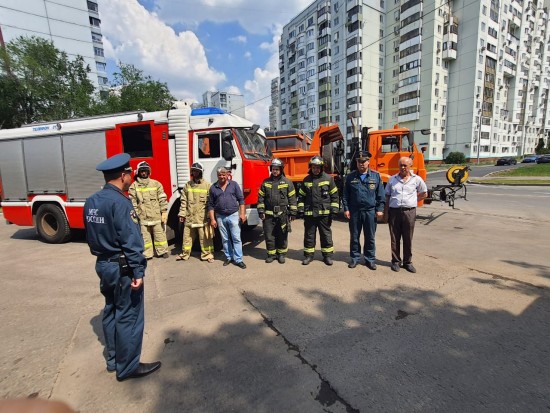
[130,209,139,224]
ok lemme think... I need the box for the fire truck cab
[0,101,271,243]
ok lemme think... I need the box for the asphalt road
[427,165,550,222]
[1,185,549,412]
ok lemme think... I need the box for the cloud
[152,0,312,35]
[98,0,311,125]
[241,31,282,127]
[98,0,225,100]
[230,35,247,44]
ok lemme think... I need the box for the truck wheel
[35,204,71,244]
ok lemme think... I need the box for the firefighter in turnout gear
[128,161,169,259]
[297,156,340,266]
[257,159,297,264]
[176,162,214,262]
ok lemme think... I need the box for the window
[89,17,101,27]
[121,124,153,158]
[197,134,221,159]
[87,1,98,12]
[94,47,104,57]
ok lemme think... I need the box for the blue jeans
[216,211,243,263]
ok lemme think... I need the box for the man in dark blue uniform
[342,151,385,270]
[84,153,161,381]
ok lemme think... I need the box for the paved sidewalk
[2,206,550,412]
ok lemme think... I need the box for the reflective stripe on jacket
[128,178,168,226]
[257,175,297,216]
[178,179,211,227]
[297,172,339,217]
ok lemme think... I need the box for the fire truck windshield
[234,128,272,160]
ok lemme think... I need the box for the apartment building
[277,0,550,162]
[202,90,246,118]
[0,0,108,92]
[269,77,282,131]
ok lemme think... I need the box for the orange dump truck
[266,124,428,189]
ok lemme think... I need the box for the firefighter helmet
[191,162,204,173]
[137,161,151,171]
[309,156,324,167]
[270,158,284,170]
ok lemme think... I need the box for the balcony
[442,48,457,60]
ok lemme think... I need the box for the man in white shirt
[384,157,427,273]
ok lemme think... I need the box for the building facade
[269,77,282,131]
[277,0,550,162]
[202,90,246,118]
[0,0,108,92]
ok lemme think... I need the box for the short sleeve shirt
[385,172,428,208]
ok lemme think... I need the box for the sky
[97,0,314,127]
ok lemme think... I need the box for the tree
[93,63,175,114]
[535,138,545,154]
[445,151,466,164]
[0,36,95,127]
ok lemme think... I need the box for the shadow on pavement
[148,278,550,412]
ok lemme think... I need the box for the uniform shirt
[84,184,147,278]
[207,179,244,216]
[128,177,168,226]
[342,169,385,213]
[178,178,211,227]
[257,175,297,216]
[385,172,428,208]
[297,172,339,217]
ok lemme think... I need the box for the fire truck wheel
[36,204,71,244]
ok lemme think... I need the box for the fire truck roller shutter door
[168,106,192,188]
[35,203,71,243]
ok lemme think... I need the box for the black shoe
[265,255,275,263]
[117,362,161,381]
[278,255,286,264]
[223,259,233,266]
[161,253,169,259]
[236,261,247,269]
[366,262,377,270]
[348,261,357,269]
[404,263,416,273]
[391,263,401,272]
[302,256,313,265]
[323,256,333,266]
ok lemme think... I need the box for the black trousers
[303,215,333,257]
[263,215,289,256]
[388,207,416,264]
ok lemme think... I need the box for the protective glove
[297,211,304,219]
[259,213,265,220]
[289,215,296,221]
[331,211,339,219]
[161,212,168,224]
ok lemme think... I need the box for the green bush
[445,152,466,164]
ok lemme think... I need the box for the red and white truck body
[0,101,271,243]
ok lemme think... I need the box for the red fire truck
[0,101,271,243]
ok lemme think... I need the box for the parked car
[536,155,550,164]
[521,155,540,163]
[496,156,517,166]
